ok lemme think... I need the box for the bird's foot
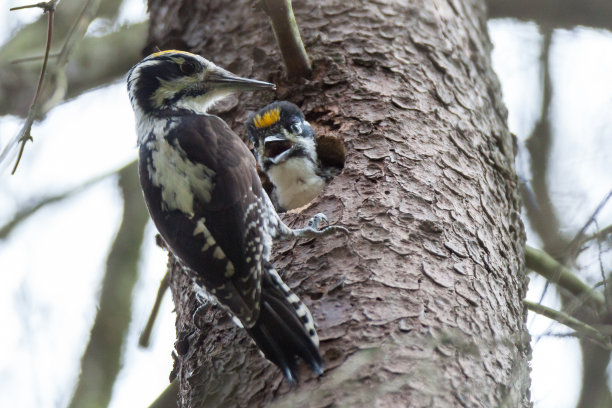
[292,213,349,239]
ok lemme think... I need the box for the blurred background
[1,0,611,406]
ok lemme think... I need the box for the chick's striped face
[246,102,316,167]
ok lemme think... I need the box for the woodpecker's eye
[289,122,302,134]
[180,61,197,75]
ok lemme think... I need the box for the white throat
[267,157,325,210]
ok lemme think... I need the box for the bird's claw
[297,213,349,238]
[318,224,349,235]
[308,213,329,230]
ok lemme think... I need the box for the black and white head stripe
[128,49,279,118]
[127,50,216,114]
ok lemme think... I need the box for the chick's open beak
[264,134,294,164]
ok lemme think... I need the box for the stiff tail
[247,266,323,384]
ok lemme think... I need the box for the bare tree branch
[10,1,57,12]
[40,0,102,113]
[583,224,612,246]
[523,30,564,254]
[525,246,605,308]
[566,189,612,257]
[260,0,311,79]
[68,161,149,408]
[0,1,144,172]
[11,52,60,64]
[1,1,58,174]
[525,300,611,349]
[139,271,170,348]
[148,380,179,408]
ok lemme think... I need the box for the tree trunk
[146,0,530,406]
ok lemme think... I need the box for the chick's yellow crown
[253,108,281,129]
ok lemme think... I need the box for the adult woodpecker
[246,101,340,212]
[126,50,346,383]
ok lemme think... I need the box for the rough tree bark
[145,0,530,406]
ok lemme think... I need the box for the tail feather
[262,293,323,373]
[254,311,299,384]
[246,267,323,383]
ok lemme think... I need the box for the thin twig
[2,0,102,173]
[260,0,311,79]
[591,324,612,336]
[525,300,611,349]
[593,220,609,307]
[56,0,92,64]
[139,272,170,348]
[532,328,579,347]
[11,52,61,64]
[0,1,58,174]
[10,0,57,12]
[40,0,101,114]
[583,224,612,245]
[566,189,612,256]
[24,5,53,109]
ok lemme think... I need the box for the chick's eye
[180,61,197,75]
[289,122,302,134]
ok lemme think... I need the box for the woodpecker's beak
[208,68,276,92]
[264,134,294,164]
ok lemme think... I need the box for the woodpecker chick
[246,101,339,212]
[127,50,347,384]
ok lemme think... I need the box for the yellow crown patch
[253,108,281,129]
[152,49,194,58]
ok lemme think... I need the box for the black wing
[139,114,269,325]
